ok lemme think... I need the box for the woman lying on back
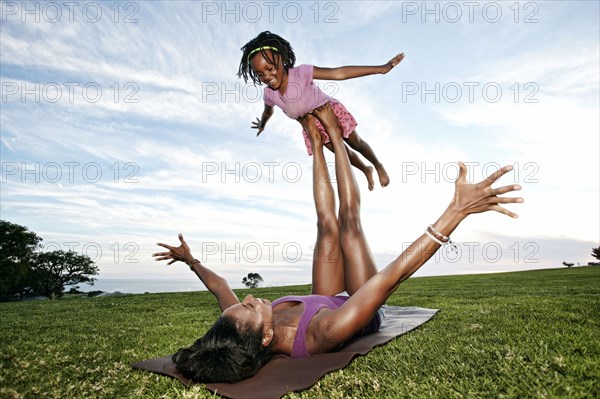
[152,103,523,383]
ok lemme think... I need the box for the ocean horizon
[73,264,579,295]
[75,278,304,294]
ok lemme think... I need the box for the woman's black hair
[172,316,274,383]
[238,31,296,85]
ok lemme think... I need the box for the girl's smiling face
[250,50,287,91]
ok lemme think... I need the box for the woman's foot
[312,104,343,143]
[375,163,390,187]
[299,114,323,148]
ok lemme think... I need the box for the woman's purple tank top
[271,294,382,358]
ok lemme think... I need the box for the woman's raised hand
[452,162,524,219]
[153,233,195,266]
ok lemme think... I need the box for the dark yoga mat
[132,306,438,399]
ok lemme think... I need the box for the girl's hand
[251,117,265,137]
[452,162,524,219]
[153,233,195,266]
[381,52,405,74]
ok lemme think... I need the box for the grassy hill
[1,266,598,398]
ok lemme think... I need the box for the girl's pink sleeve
[297,64,313,83]
[263,87,275,107]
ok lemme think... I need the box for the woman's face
[250,50,286,90]
[222,294,273,335]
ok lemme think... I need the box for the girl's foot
[364,166,375,191]
[376,163,390,187]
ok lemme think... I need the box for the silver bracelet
[428,224,450,242]
[425,229,445,245]
[426,226,459,253]
[188,259,200,270]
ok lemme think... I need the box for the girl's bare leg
[298,115,345,296]
[311,104,378,295]
[345,130,390,188]
[324,142,375,191]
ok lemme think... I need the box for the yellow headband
[247,46,279,63]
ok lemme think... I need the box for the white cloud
[430,40,599,241]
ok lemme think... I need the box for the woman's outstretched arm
[315,162,524,346]
[153,233,239,312]
[313,52,405,81]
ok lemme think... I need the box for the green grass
[1,267,598,398]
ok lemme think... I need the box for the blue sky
[1,1,598,292]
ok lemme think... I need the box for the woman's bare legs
[311,104,378,295]
[298,115,345,296]
[345,130,390,188]
[324,142,375,191]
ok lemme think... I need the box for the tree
[592,246,600,261]
[562,261,574,268]
[242,272,263,289]
[30,250,99,299]
[0,220,42,298]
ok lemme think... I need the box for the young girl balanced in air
[238,31,404,190]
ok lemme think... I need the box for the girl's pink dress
[263,64,358,155]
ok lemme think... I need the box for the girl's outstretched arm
[314,163,523,347]
[153,233,239,311]
[313,52,405,81]
[252,104,274,137]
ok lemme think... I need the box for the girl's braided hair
[238,31,296,85]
